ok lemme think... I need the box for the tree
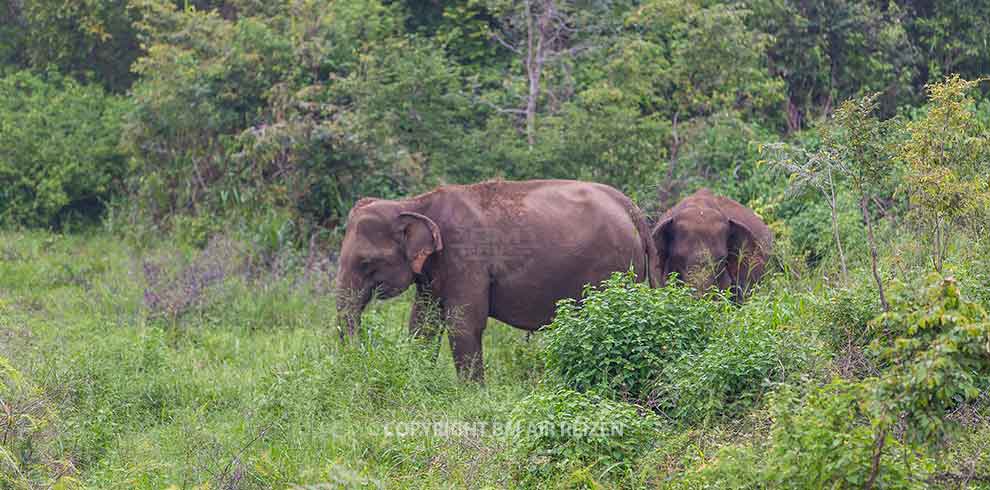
[0,70,128,226]
[761,142,849,281]
[751,0,918,132]
[826,94,900,311]
[898,75,990,272]
[763,93,900,310]
[899,0,990,84]
[2,0,142,91]
[621,0,782,200]
[485,0,619,147]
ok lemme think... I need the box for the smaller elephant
[652,189,772,300]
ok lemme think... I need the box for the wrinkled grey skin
[336,179,658,381]
[652,188,772,301]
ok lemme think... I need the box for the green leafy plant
[870,275,990,449]
[764,93,901,309]
[762,380,927,489]
[543,270,718,400]
[898,75,990,272]
[509,387,660,482]
[810,283,885,379]
[671,379,931,490]
[0,70,127,227]
[656,294,798,423]
[672,274,990,489]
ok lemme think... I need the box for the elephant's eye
[359,258,374,272]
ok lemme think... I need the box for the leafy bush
[509,387,660,482]
[673,380,931,490]
[951,236,990,310]
[763,381,928,489]
[656,294,800,423]
[870,274,990,448]
[0,0,141,91]
[678,275,990,488]
[543,271,718,400]
[0,70,127,227]
[121,0,442,242]
[813,283,884,379]
[899,76,990,272]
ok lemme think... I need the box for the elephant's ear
[651,215,673,284]
[397,212,443,274]
[727,218,760,296]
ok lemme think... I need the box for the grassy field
[2,229,989,489]
[0,230,556,488]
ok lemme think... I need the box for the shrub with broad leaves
[543,271,717,400]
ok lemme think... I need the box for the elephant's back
[444,179,639,232]
[424,179,650,279]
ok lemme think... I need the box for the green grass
[0,231,544,488]
[2,229,989,489]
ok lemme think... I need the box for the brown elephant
[652,188,772,301]
[335,179,658,381]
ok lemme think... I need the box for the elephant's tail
[623,198,661,288]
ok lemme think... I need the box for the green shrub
[818,285,881,350]
[870,274,990,448]
[774,184,867,270]
[678,275,990,489]
[509,387,660,482]
[762,381,928,489]
[656,294,799,423]
[543,271,718,400]
[122,1,438,242]
[673,380,931,489]
[0,70,127,227]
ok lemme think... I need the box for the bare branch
[544,42,598,62]
[460,91,526,115]
[490,30,520,54]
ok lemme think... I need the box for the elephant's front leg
[408,282,443,360]
[408,282,441,341]
[443,282,490,382]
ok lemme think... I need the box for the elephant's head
[335,199,443,337]
[652,205,758,297]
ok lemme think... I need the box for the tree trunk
[861,195,888,311]
[941,225,950,271]
[785,97,802,133]
[933,219,942,272]
[662,112,681,205]
[864,427,887,490]
[828,169,848,281]
[524,0,549,149]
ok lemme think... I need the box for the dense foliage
[675,275,990,489]
[2,0,989,235]
[543,271,716,400]
[0,70,127,227]
[509,387,660,482]
[656,293,804,423]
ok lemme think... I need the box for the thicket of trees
[2,0,988,248]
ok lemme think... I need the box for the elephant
[335,179,658,381]
[651,188,772,301]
